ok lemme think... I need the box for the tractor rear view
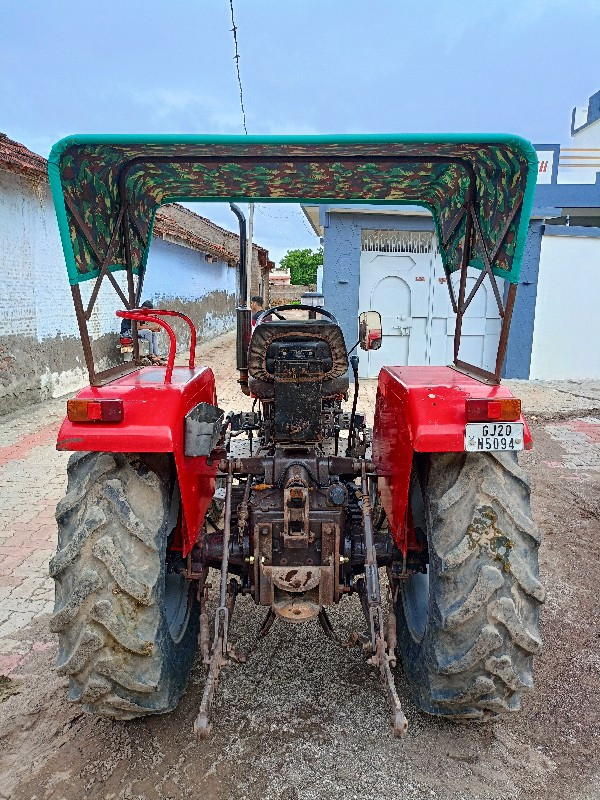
[48,134,543,737]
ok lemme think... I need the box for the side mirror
[358,311,383,351]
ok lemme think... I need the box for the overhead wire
[228,0,248,135]
[226,2,318,261]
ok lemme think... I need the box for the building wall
[320,206,600,381]
[143,238,236,353]
[0,170,125,414]
[0,171,236,416]
[529,228,600,380]
[172,205,265,297]
[267,283,313,306]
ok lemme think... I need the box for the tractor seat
[247,320,349,399]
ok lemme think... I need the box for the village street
[0,330,599,800]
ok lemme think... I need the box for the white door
[358,230,435,378]
[358,229,502,377]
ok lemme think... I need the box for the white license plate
[465,422,524,452]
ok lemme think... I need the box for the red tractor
[48,135,543,737]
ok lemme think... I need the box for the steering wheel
[255,304,339,324]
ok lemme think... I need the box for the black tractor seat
[247,319,349,400]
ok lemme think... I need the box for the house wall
[529,227,600,380]
[267,283,313,306]
[0,171,236,416]
[143,238,236,353]
[0,169,124,414]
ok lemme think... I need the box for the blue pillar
[322,214,361,353]
[503,221,544,379]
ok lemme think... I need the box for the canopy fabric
[47,134,538,288]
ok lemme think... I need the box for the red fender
[57,365,218,556]
[372,366,532,551]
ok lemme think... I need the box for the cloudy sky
[2,0,599,263]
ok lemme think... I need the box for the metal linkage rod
[194,461,235,739]
[360,464,408,738]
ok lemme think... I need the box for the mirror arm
[347,339,360,357]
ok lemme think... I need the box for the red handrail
[116,308,197,383]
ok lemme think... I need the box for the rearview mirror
[358,311,382,351]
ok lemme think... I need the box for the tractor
[48,135,544,737]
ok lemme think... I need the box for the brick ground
[0,396,68,674]
[1,327,599,678]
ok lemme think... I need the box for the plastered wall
[0,171,236,415]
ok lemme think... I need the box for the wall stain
[0,289,236,416]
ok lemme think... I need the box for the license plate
[465,422,524,452]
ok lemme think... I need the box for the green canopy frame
[47,134,538,385]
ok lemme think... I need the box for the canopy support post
[495,283,517,380]
[452,202,473,363]
[71,284,97,386]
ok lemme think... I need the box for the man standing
[251,295,265,325]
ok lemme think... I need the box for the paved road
[1,331,599,799]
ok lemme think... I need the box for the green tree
[279,247,323,286]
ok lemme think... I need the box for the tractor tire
[50,451,199,720]
[396,451,544,720]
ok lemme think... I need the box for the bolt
[260,527,269,536]
[340,556,349,564]
[245,555,255,564]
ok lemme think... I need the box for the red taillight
[466,397,521,422]
[67,399,124,423]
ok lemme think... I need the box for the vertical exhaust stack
[230,203,252,394]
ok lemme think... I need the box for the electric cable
[228,0,248,135]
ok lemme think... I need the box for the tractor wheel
[395,451,544,720]
[50,451,199,720]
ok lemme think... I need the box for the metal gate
[358,229,501,378]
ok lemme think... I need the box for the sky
[2,0,599,264]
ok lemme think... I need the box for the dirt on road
[1,418,599,800]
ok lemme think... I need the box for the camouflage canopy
[48,134,537,289]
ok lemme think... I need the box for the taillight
[466,397,521,422]
[67,399,124,423]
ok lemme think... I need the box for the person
[250,295,265,325]
[120,300,165,364]
[251,295,274,326]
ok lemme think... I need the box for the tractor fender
[56,366,218,555]
[372,366,532,547]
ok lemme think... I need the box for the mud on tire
[50,452,199,720]
[396,451,544,720]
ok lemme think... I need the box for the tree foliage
[279,247,323,286]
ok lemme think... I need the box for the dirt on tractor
[0,419,598,800]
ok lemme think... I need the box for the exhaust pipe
[230,203,248,308]
[230,203,251,392]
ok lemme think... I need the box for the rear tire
[396,451,544,719]
[50,452,199,720]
